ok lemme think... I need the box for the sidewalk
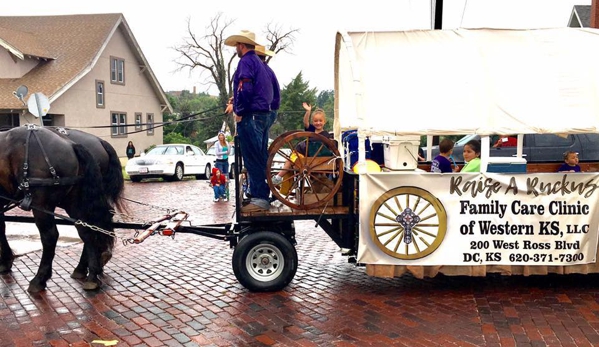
[6,222,79,256]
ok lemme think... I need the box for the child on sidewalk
[210,168,227,202]
[430,138,456,173]
[557,151,581,172]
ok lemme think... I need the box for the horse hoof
[27,283,45,293]
[83,281,100,291]
[101,251,112,266]
[70,270,87,279]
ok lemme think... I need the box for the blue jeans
[263,110,278,153]
[237,112,270,207]
[213,184,225,199]
[215,160,228,176]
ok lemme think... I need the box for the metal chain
[110,210,149,225]
[74,220,116,238]
[75,220,139,247]
[123,197,180,214]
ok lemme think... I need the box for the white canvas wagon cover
[334,28,599,140]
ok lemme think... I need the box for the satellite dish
[15,85,28,99]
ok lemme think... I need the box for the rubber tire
[172,164,184,181]
[232,231,298,292]
[200,164,211,179]
[130,176,142,182]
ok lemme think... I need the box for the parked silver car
[126,144,215,182]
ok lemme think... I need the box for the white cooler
[383,136,421,170]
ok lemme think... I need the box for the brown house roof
[0,13,172,112]
[0,26,53,60]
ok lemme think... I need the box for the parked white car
[126,144,216,182]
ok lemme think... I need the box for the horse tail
[72,144,116,253]
[99,139,128,214]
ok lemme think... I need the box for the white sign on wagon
[358,172,599,266]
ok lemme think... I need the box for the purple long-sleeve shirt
[233,50,273,116]
[264,63,280,111]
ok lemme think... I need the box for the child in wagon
[210,167,228,202]
[557,151,581,173]
[271,103,329,193]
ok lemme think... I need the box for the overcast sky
[1,0,591,94]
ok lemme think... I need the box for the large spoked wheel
[369,187,447,260]
[232,231,298,292]
[266,131,343,210]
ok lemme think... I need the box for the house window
[111,112,127,137]
[147,113,154,135]
[135,113,142,130]
[0,113,20,128]
[110,57,125,85]
[96,80,105,108]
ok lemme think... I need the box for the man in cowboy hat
[224,30,273,212]
[255,45,280,161]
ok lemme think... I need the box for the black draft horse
[0,126,120,292]
[47,126,126,280]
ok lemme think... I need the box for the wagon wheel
[267,131,343,210]
[369,187,447,260]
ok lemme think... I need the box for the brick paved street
[3,179,599,346]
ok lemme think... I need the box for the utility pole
[592,0,599,28]
[434,0,443,30]
[431,0,443,146]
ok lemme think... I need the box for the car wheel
[232,231,298,292]
[200,164,211,179]
[130,176,142,183]
[172,164,184,181]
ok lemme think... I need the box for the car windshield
[147,146,183,156]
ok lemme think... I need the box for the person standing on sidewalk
[213,131,230,201]
[126,141,136,160]
[224,30,273,212]
[214,132,230,178]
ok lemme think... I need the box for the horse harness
[18,124,81,210]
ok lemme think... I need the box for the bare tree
[263,22,299,65]
[173,13,298,108]
[173,13,234,108]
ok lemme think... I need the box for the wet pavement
[3,179,599,346]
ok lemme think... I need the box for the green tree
[271,72,317,138]
[164,132,190,144]
[163,92,226,148]
[316,90,334,132]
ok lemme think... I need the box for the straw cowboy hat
[224,30,262,47]
[255,45,275,57]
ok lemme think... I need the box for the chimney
[592,0,599,28]
[193,86,197,94]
